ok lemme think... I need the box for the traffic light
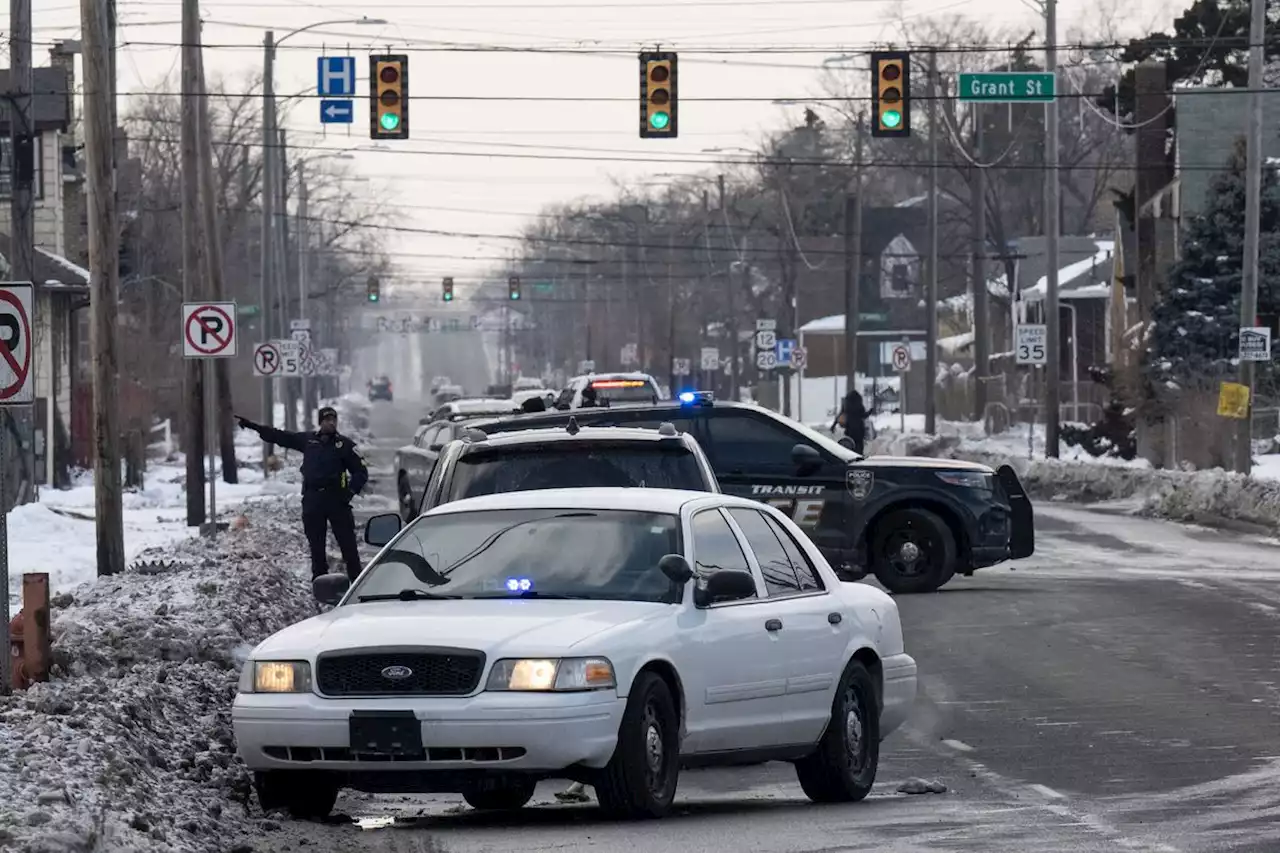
[370,54,409,140]
[870,51,910,138]
[639,51,677,138]
[508,276,521,300]
[442,276,454,302]
[366,275,380,303]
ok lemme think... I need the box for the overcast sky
[23,0,1173,293]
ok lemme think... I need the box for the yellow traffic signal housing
[442,277,454,302]
[639,51,677,138]
[870,51,910,138]
[370,54,409,140]
[508,276,522,301]
[366,275,380,303]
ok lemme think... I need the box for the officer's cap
[318,406,338,421]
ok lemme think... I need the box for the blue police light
[505,577,533,592]
[678,392,696,404]
[678,390,715,406]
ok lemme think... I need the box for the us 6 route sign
[1015,324,1048,365]
[0,282,34,405]
[183,302,238,358]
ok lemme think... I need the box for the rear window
[586,380,658,405]
[448,444,708,499]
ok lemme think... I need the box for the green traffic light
[510,291,520,300]
[368,292,379,302]
[649,111,670,130]
[443,292,453,301]
[882,110,902,129]
[380,113,401,131]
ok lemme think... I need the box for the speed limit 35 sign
[1015,324,1048,365]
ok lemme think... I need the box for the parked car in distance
[367,376,393,402]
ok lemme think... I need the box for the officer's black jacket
[251,422,369,494]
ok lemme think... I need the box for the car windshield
[352,508,684,603]
[586,380,658,404]
[448,444,707,498]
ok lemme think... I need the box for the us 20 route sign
[183,302,238,358]
[0,282,34,405]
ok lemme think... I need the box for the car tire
[461,778,537,811]
[869,507,956,594]
[397,475,416,522]
[794,659,880,803]
[594,671,680,819]
[253,770,339,820]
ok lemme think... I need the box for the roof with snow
[1019,237,1114,301]
[0,234,90,292]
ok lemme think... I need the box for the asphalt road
[284,399,1280,853]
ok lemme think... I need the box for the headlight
[485,657,616,692]
[935,471,993,490]
[238,661,312,694]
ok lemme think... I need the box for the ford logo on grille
[381,665,413,680]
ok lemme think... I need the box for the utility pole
[10,0,35,498]
[259,32,276,462]
[1235,0,1266,475]
[718,173,740,399]
[277,129,297,431]
[298,172,311,415]
[972,103,990,424]
[1043,0,1062,457]
[180,0,206,525]
[843,115,865,403]
[81,0,125,575]
[195,28,237,485]
[925,51,940,435]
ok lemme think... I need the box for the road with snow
[290,398,1280,853]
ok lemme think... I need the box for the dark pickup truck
[461,394,1034,594]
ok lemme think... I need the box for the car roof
[446,398,517,413]
[458,424,696,449]
[421,486,748,517]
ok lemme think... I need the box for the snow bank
[0,498,320,852]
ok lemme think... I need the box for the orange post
[21,573,50,683]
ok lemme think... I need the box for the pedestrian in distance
[234,406,369,580]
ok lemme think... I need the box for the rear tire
[254,770,338,820]
[794,660,880,803]
[870,508,956,594]
[594,671,680,819]
[461,778,537,811]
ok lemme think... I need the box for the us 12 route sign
[183,302,238,358]
[0,282,34,405]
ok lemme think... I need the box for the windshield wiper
[358,589,461,602]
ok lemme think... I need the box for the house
[0,49,91,488]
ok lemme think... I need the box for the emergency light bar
[678,391,714,406]
[591,380,647,388]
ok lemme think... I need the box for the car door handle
[765,618,783,631]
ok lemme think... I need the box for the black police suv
[391,420,718,524]
[460,394,1034,594]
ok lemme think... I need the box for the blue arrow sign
[316,56,355,96]
[320,99,354,124]
[775,337,797,365]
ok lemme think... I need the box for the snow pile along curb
[0,498,319,852]
[880,432,1280,534]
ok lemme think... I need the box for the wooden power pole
[843,116,865,400]
[181,0,206,525]
[10,0,35,495]
[195,31,238,484]
[80,0,126,575]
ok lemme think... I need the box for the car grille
[315,649,484,696]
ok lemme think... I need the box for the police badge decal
[846,469,874,501]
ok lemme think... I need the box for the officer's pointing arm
[236,415,307,452]
[344,442,370,495]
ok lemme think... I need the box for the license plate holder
[348,710,424,757]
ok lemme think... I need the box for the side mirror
[658,553,694,585]
[694,569,757,607]
[791,443,823,474]
[428,443,443,452]
[364,513,403,547]
[313,572,351,605]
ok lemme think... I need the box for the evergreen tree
[1145,141,1280,396]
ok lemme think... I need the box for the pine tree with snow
[1145,140,1280,396]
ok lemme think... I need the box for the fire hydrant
[9,612,30,690]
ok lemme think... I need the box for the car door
[728,506,853,745]
[997,464,1035,558]
[701,410,848,563]
[403,425,442,496]
[679,507,788,754]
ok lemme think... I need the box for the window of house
[0,134,46,200]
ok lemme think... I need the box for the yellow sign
[1217,382,1250,419]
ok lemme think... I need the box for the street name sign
[958,72,1055,103]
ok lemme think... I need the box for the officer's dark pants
[848,429,866,455]
[302,489,363,580]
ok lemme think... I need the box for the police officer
[234,406,369,580]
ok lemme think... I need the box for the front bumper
[879,652,917,738]
[233,690,626,774]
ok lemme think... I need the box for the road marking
[941,738,974,752]
[1029,783,1065,799]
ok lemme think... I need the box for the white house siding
[0,131,65,256]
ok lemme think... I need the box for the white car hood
[254,598,668,659]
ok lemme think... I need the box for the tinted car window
[703,413,803,470]
[353,508,682,603]
[728,508,802,596]
[762,513,824,591]
[691,509,751,580]
[448,444,708,500]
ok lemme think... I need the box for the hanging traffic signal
[508,275,521,300]
[870,51,910,138]
[370,54,409,140]
[442,276,454,302]
[367,275,380,302]
[639,51,677,138]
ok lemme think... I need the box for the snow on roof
[1021,240,1114,300]
[36,247,89,283]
